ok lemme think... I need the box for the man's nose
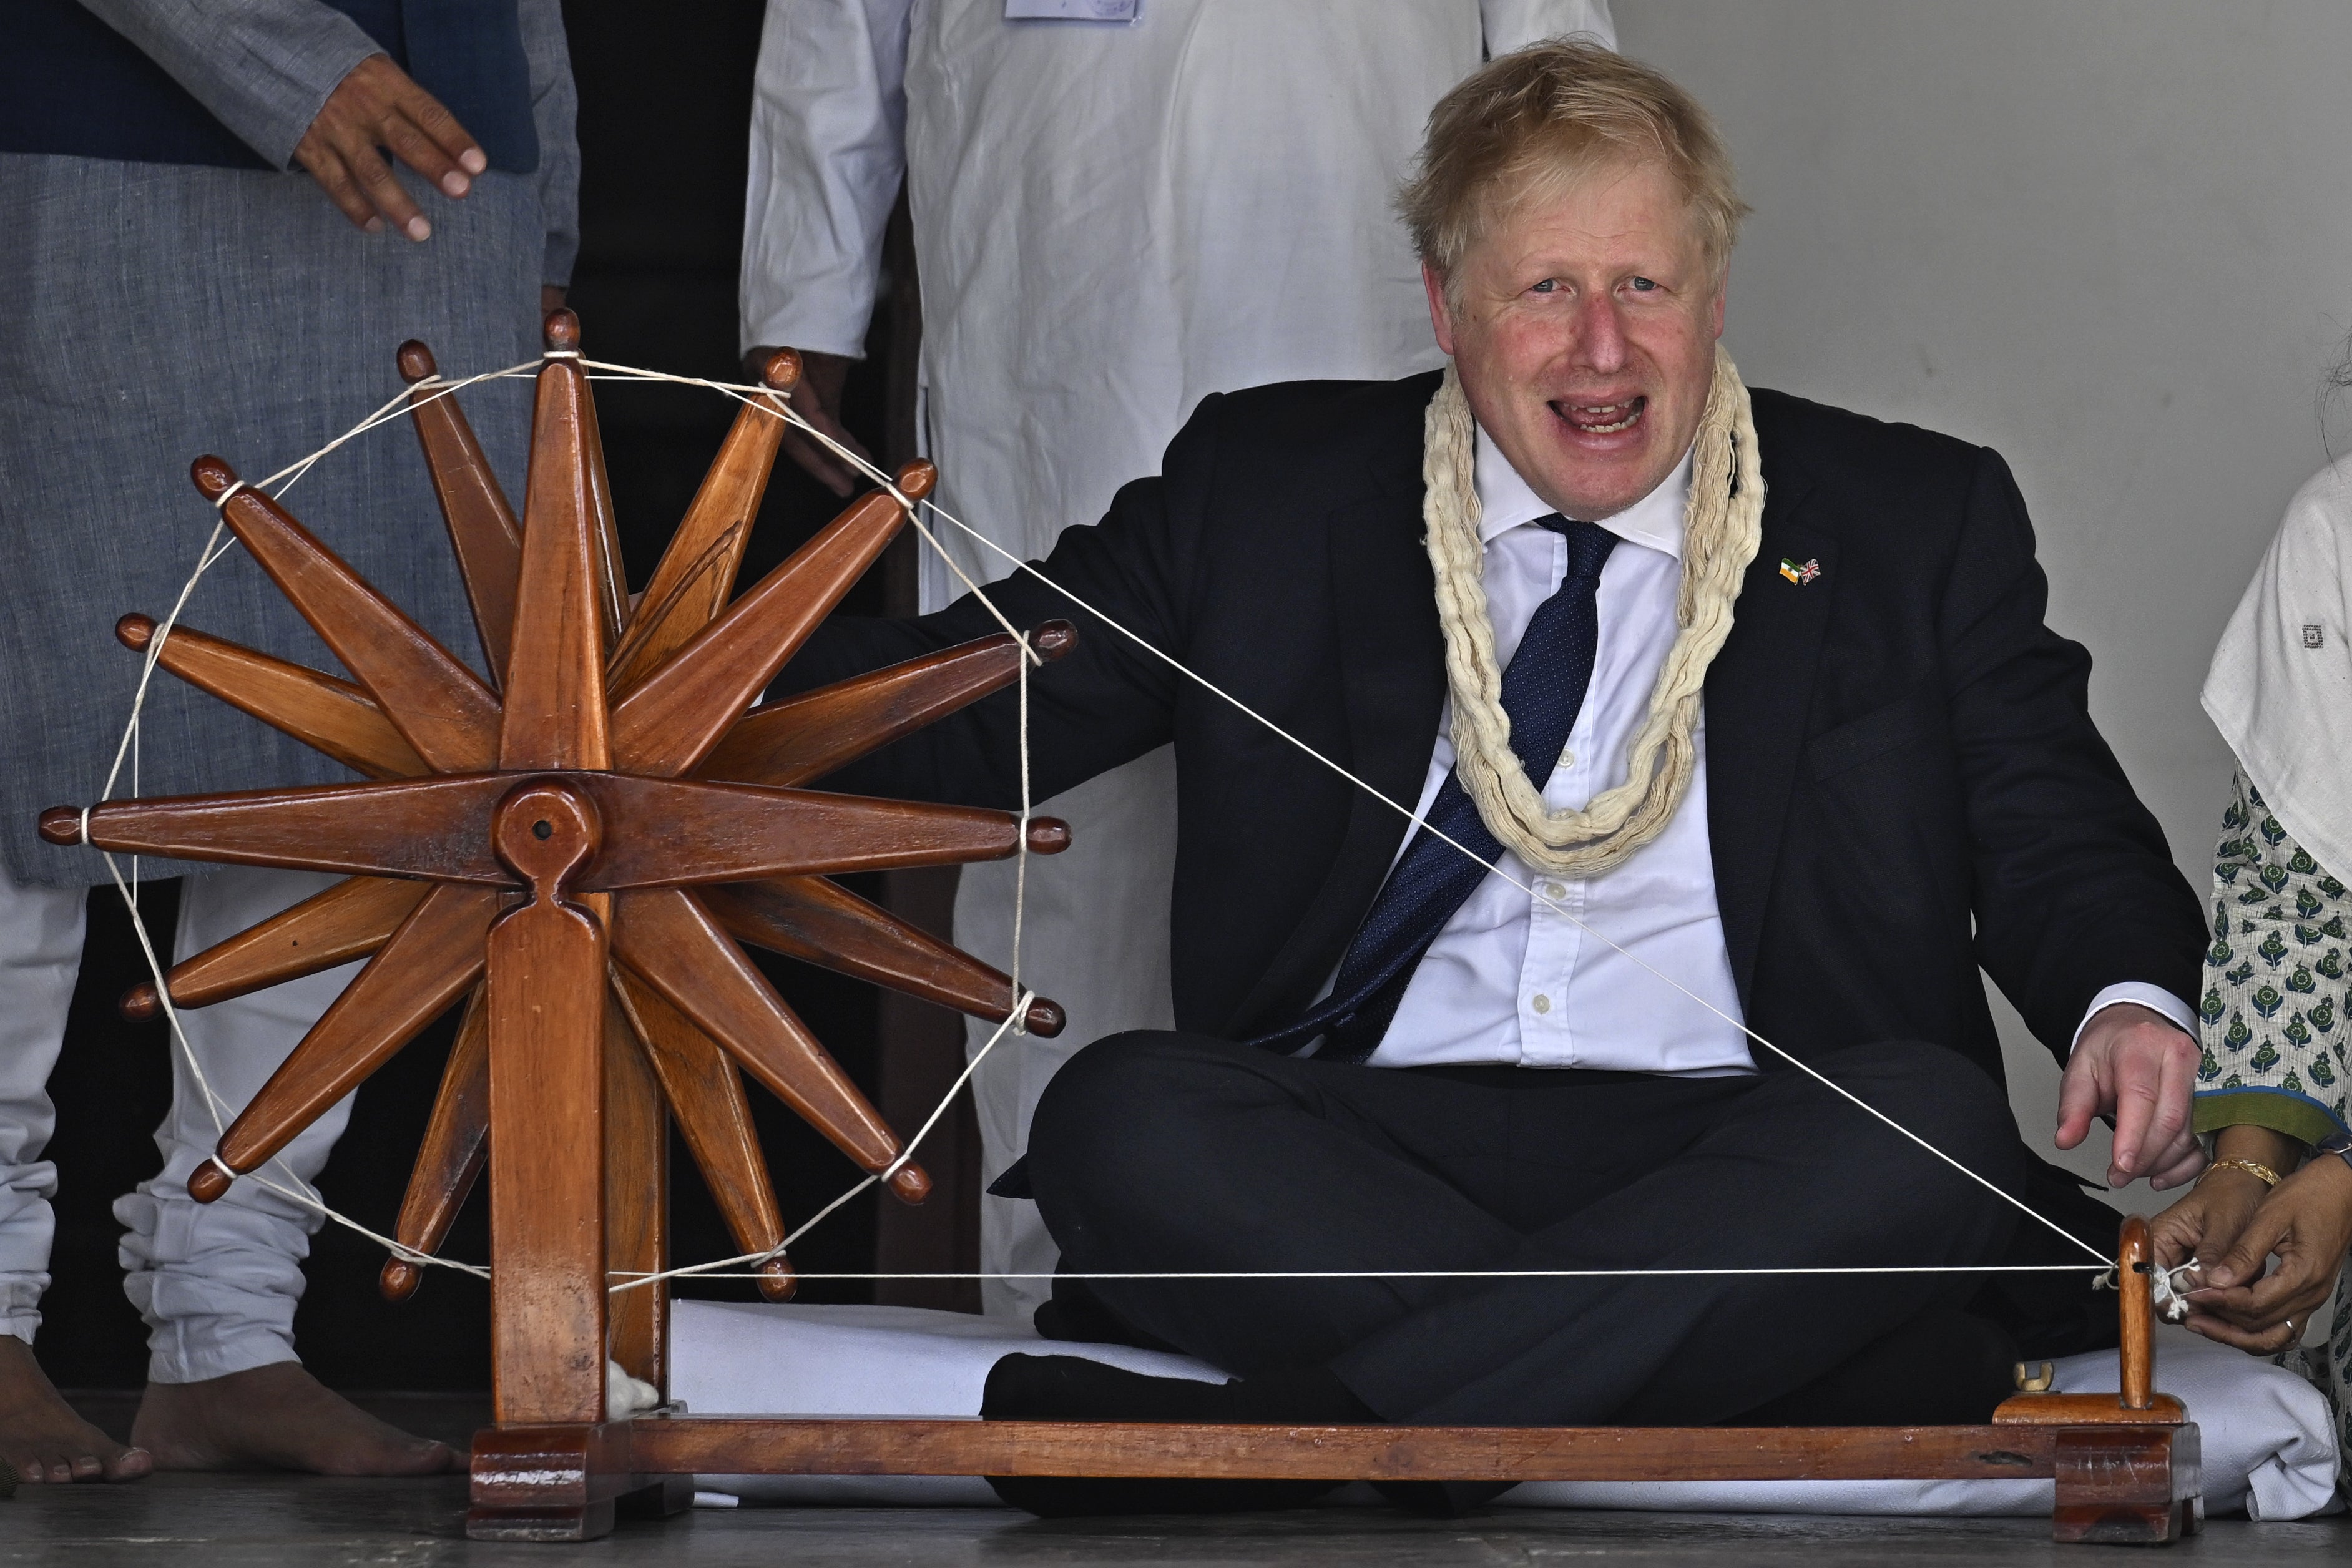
[1569,296,1630,373]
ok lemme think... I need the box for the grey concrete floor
[0,1477,2346,1566]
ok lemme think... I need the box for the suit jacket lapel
[1222,481,1444,1037]
[1705,461,1833,1012]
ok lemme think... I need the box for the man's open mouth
[1554,396,1647,435]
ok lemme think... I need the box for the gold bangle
[2202,1157,2283,1188]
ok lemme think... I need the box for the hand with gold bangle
[2152,1123,2352,1356]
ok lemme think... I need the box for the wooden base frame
[458,1213,2198,1545]
[464,1409,2198,1545]
[48,315,2198,1547]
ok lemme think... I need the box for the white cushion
[669,1302,2341,1518]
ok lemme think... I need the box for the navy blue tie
[1250,516,1618,1064]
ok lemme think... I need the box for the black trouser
[1024,1032,2029,1426]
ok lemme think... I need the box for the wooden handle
[2119,1214,2154,1411]
[400,339,524,685]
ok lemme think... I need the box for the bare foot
[0,1335,152,1482]
[132,1361,459,1475]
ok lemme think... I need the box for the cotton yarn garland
[1421,345,1765,878]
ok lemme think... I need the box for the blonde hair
[1401,40,1748,295]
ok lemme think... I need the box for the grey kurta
[0,0,578,886]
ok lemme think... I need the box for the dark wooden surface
[612,888,922,1199]
[609,1414,2136,1483]
[484,785,610,1429]
[609,467,931,779]
[609,352,798,693]
[122,873,424,1019]
[698,622,1074,789]
[612,966,795,1301]
[117,615,428,780]
[604,989,670,1394]
[401,338,525,685]
[502,321,614,774]
[209,882,496,1179]
[382,992,491,1302]
[193,456,501,773]
[706,876,1062,1037]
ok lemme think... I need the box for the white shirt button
[1531,994,1552,1014]
[1541,882,1566,901]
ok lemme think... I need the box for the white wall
[1615,2,2352,1195]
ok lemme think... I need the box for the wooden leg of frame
[467,1421,639,1542]
[604,986,668,1395]
[2050,1423,2202,1544]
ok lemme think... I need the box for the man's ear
[1422,262,1458,358]
[1708,263,1728,341]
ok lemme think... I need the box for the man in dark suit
[791,41,2208,1512]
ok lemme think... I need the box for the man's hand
[294,54,487,242]
[747,347,871,496]
[2054,1002,2203,1188]
[2179,1154,2352,1355]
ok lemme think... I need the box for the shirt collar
[1472,425,1696,561]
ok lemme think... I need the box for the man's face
[1426,157,1725,522]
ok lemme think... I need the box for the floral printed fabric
[2200,771,2352,1144]
[2202,767,2352,1488]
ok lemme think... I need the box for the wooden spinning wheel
[41,315,2204,1546]
[43,306,1068,1401]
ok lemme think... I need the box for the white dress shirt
[1363,431,2195,1072]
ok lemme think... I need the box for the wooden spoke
[571,322,629,652]
[49,774,516,884]
[603,981,670,1384]
[484,778,609,1424]
[610,463,934,779]
[607,351,801,694]
[703,878,1063,1037]
[197,883,499,1191]
[380,986,490,1301]
[120,874,426,1021]
[572,775,1070,889]
[610,966,795,1301]
[117,615,426,780]
[503,318,613,771]
[610,887,928,1202]
[697,621,1076,788]
[189,456,500,772]
[400,341,524,685]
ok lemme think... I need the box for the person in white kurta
[741,0,1614,1318]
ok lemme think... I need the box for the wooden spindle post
[484,782,609,1428]
[2118,1213,2155,1412]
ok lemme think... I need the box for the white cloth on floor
[740,0,1614,1320]
[670,1302,2343,1519]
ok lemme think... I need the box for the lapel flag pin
[1778,557,1821,586]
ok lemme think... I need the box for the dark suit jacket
[790,373,2206,1088]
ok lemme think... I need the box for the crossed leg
[1024,1031,2028,1426]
